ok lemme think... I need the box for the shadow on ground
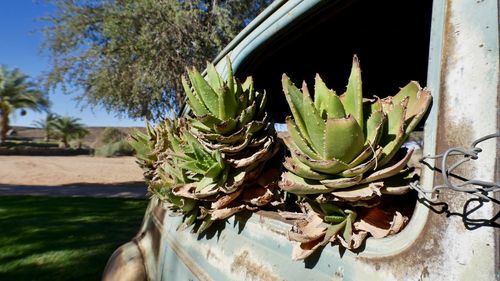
[0,196,149,281]
[0,181,148,198]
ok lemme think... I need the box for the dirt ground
[0,156,144,185]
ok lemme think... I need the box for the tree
[41,0,271,121]
[0,66,48,143]
[52,116,89,148]
[32,112,59,142]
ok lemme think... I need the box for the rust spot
[230,250,281,281]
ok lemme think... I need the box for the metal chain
[410,132,500,202]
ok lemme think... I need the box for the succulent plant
[130,57,282,232]
[182,57,279,178]
[178,57,281,213]
[278,55,432,259]
[279,55,431,201]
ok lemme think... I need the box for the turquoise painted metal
[103,0,500,280]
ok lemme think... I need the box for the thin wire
[410,132,500,202]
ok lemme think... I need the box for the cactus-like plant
[178,57,281,212]
[182,57,279,181]
[279,55,432,259]
[130,58,282,232]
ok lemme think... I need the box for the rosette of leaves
[279,56,432,259]
[176,57,281,220]
[129,119,199,228]
[182,57,280,191]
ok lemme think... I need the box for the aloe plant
[178,57,281,220]
[182,57,278,176]
[280,55,431,199]
[130,58,282,232]
[279,55,432,259]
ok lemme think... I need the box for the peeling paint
[230,250,281,281]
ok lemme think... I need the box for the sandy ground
[0,156,144,185]
[0,156,148,198]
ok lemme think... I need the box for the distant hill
[10,126,146,147]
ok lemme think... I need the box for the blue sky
[0,0,144,127]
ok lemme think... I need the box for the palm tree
[52,116,89,148]
[32,112,59,142]
[0,66,49,143]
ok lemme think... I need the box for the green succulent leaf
[206,62,224,94]
[219,84,238,120]
[283,156,331,180]
[341,147,382,177]
[285,117,319,159]
[323,115,364,163]
[213,118,238,135]
[282,74,310,144]
[392,81,432,134]
[365,106,386,147]
[292,149,349,174]
[314,74,345,119]
[187,67,219,116]
[226,56,235,94]
[300,81,326,153]
[379,97,408,166]
[340,56,364,128]
[242,77,254,103]
[238,101,257,126]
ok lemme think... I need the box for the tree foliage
[0,66,48,143]
[51,116,89,148]
[41,0,272,121]
[33,112,59,142]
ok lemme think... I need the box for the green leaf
[206,62,224,93]
[365,108,386,147]
[314,74,345,119]
[242,76,255,103]
[300,81,326,153]
[341,147,382,177]
[325,221,347,237]
[187,67,219,116]
[219,85,237,120]
[226,56,235,95]
[342,213,354,242]
[340,55,364,128]
[238,102,257,126]
[379,98,408,166]
[285,117,319,159]
[319,203,345,216]
[283,156,331,180]
[255,90,267,118]
[292,149,349,175]
[282,74,310,143]
[323,115,365,163]
[235,81,248,115]
[213,118,238,135]
[198,114,223,128]
[393,81,432,134]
